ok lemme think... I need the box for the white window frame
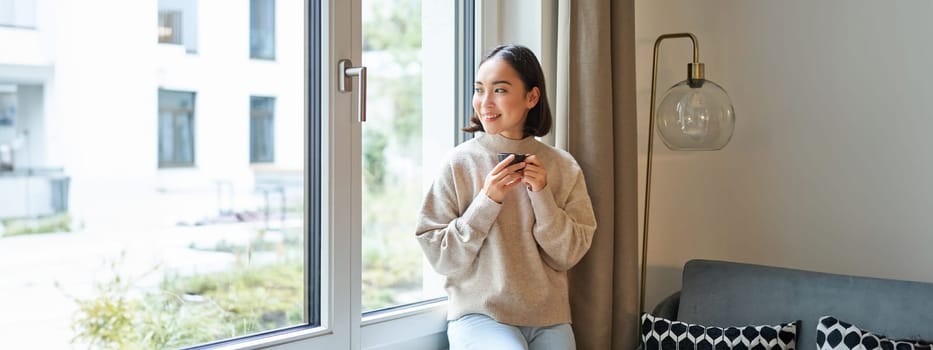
[353,2,556,348]
[358,0,468,347]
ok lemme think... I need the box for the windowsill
[248,163,284,171]
[207,325,334,350]
[0,24,37,30]
[158,164,197,169]
[361,298,448,326]
[361,299,449,350]
[157,42,199,56]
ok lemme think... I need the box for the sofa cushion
[816,316,933,350]
[676,260,933,349]
[641,313,799,350]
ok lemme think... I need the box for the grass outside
[1,213,73,237]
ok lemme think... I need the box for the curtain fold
[562,0,639,349]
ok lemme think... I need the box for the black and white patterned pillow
[641,313,799,350]
[816,316,933,350]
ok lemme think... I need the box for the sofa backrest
[676,259,933,348]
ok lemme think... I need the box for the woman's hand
[521,155,547,192]
[482,155,526,203]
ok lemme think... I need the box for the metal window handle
[338,59,367,122]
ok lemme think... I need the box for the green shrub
[1,213,72,237]
[69,254,154,349]
[159,261,305,335]
[69,255,304,349]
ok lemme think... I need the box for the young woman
[415,44,597,350]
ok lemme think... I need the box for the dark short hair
[463,44,552,138]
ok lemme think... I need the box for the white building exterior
[0,0,305,229]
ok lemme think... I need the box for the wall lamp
[639,32,736,316]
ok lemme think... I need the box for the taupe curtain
[561,0,640,349]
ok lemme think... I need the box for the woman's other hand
[521,155,547,192]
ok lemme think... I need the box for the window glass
[0,87,16,172]
[0,88,15,127]
[250,0,276,60]
[360,0,459,313]
[158,11,183,45]
[158,89,196,167]
[0,1,309,348]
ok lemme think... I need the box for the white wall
[478,0,558,146]
[636,0,933,309]
[478,0,546,64]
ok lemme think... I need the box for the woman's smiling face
[472,58,540,139]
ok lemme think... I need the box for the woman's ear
[526,86,540,109]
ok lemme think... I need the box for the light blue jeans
[447,314,576,350]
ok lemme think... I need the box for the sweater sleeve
[415,162,501,276]
[527,170,597,272]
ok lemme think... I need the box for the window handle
[338,59,367,122]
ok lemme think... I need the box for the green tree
[363,0,421,52]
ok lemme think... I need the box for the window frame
[183,0,324,347]
[456,0,476,145]
[355,0,476,347]
[353,0,476,346]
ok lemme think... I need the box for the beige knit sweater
[415,133,597,326]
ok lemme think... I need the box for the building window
[250,96,275,163]
[158,90,196,167]
[250,0,276,59]
[0,88,15,127]
[157,0,198,53]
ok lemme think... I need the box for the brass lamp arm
[640,32,703,317]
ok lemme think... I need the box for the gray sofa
[651,259,933,348]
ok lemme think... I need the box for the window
[0,0,36,28]
[158,89,196,168]
[2,1,310,348]
[157,0,198,53]
[360,0,475,314]
[1,0,488,347]
[361,0,432,313]
[158,10,183,44]
[250,0,276,60]
[0,87,14,127]
[0,86,15,174]
[250,96,275,163]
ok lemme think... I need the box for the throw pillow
[816,316,933,350]
[641,313,800,350]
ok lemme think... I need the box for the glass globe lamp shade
[656,79,735,150]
